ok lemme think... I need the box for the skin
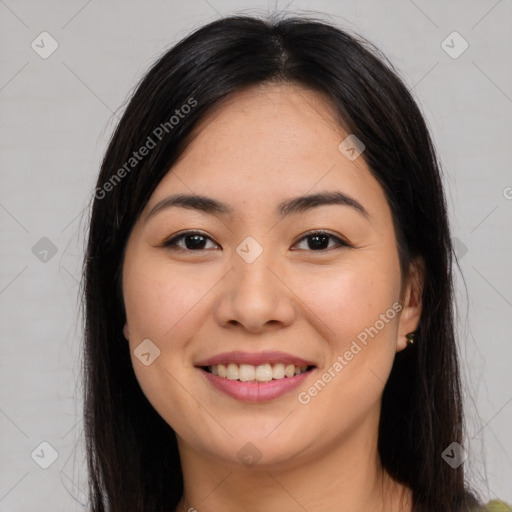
[121,83,424,512]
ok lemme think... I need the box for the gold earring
[406,332,416,345]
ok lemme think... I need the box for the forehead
[181,83,347,166]
[148,83,388,221]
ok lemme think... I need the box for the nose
[214,250,296,333]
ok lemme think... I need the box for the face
[121,83,422,470]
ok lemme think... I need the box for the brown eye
[163,231,219,251]
[292,230,350,251]
[162,229,350,253]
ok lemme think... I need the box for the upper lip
[195,351,316,368]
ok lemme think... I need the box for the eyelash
[162,230,350,252]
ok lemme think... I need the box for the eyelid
[162,229,351,251]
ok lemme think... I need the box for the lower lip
[200,368,313,403]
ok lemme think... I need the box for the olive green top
[472,500,512,512]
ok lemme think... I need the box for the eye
[292,230,350,251]
[162,231,219,251]
[162,230,350,252]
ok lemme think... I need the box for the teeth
[208,363,310,382]
[255,363,272,382]
[286,364,295,377]
[239,364,255,382]
[273,363,285,379]
[226,363,239,380]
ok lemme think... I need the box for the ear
[396,257,425,352]
[123,323,130,341]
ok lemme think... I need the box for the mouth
[195,350,317,381]
[195,351,317,402]
[202,363,316,382]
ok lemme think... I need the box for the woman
[82,13,510,512]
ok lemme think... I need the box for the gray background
[1,0,511,510]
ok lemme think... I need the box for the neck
[174,421,412,512]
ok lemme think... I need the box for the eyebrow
[143,190,370,224]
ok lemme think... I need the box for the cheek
[122,258,214,426]
[299,257,401,350]
[123,258,208,344]
[293,261,401,427]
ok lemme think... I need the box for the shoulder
[471,500,512,512]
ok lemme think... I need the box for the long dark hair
[82,13,480,512]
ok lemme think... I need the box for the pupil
[186,234,206,250]
[309,234,328,250]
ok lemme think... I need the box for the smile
[205,363,313,382]
[196,351,317,403]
